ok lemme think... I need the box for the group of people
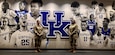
[0,0,115,53]
[68,0,115,53]
[0,0,45,52]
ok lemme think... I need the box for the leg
[72,38,77,53]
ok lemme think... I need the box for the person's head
[99,3,104,9]
[91,0,98,8]
[19,16,27,28]
[81,21,87,31]
[112,1,115,10]
[70,18,76,24]
[103,18,109,27]
[19,0,28,11]
[90,14,94,20]
[2,1,9,13]
[37,20,41,25]
[110,11,114,16]
[1,17,8,29]
[30,0,43,14]
[71,1,80,15]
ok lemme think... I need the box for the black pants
[35,36,42,49]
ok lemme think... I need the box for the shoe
[37,49,42,52]
[35,50,38,52]
[72,50,76,53]
[68,49,73,52]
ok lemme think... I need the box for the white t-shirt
[10,30,34,48]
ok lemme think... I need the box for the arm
[71,25,79,35]
[39,27,44,36]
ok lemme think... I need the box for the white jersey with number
[26,13,41,33]
[96,9,106,27]
[78,30,91,48]
[10,30,34,48]
[0,27,10,47]
[107,38,115,48]
[93,34,104,48]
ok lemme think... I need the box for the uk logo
[40,10,70,38]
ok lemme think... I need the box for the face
[99,6,103,9]
[31,3,40,14]
[81,22,87,31]
[92,4,96,8]
[1,18,8,29]
[2,3,9,12]
[71,7,79,15]
[20,20,27,27]
[103,19,108,27]
[37,20,40,25]
[90,14,94,20]
[19,2,26,10]
[70,18,76,24]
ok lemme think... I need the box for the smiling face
[31,3,40,14]
[19,2,26,11]
[71,7,79,15]
[81,22,87,31]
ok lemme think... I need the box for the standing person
[68,18,79,53]
[34,20,46,52]
[0,17,10,48]
[15,0,28,30]
[79,21,91,48]
[26,0,43,33]
[70,1,81,30]
[1,1,17,36]
[96,3,107,27]
[10,19,34,48]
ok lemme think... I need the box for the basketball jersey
[87,20,96,35]
[78,30,91,48]
[10,30,34,48]
[107,38,115,48]
[96,9,106,27]
[108,21,115,29]
[102,28,110,37]
[26,13,41,33]
[1,9,17,25]
[93,34,104,48]
[15,10,28,23]
[72,15,81,30]
[0,26,10,47]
